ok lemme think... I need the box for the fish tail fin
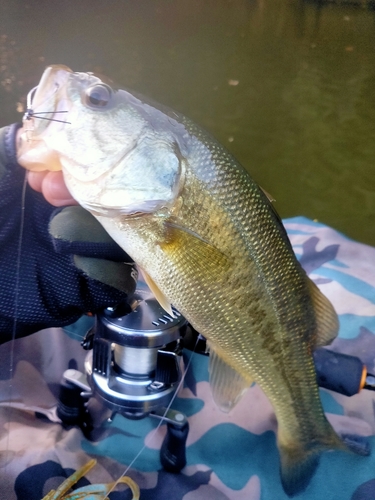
[278,427,345,496]
[278,420,370,496]
[279,441,321,497]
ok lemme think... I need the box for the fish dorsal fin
[259,186,275,203]
[141,268,174,316]
[307,278,339,347]
[208,342,251,413]
[257,184,284,227]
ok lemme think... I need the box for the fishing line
[14,82,198,496]
[107,333,201,496]
[23,82,71,126]
[25,113,71,125]
[4,171,28,468]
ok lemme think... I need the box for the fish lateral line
[15,64,361,497]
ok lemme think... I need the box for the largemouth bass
[18,65,349,496]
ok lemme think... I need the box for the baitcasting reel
[57,284,189,472]
[57,282,374,473]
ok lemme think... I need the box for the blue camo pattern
[0,216,374,499]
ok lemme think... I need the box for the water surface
[1,0,374,245]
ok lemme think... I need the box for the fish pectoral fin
[208,342,251,413]
[164,220,220,250]
[307,278,339,347]
[141,268,174,316]
[162,221,231,277]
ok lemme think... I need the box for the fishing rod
[313,348,375,397]
[183,329,375,398]
[56,283,375,475]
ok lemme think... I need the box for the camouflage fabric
[0,216,375,500]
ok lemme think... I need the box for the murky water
[1,0,374,245]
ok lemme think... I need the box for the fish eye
[85,84,112,108]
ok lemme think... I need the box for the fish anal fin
[141,268,173,316]
[208,342,251,413]
[307,278,339,347]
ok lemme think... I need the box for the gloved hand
[0,124,137,343]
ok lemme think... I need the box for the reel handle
[160,421,189,473]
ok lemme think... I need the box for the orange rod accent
[360,366,367,391]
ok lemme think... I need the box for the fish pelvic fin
[141,268,173,316]
[208,342,252,412]
[278,427,346,496]
[307,278,339,347]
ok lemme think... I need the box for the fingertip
[42,171,78,207]
[27,171,48,193]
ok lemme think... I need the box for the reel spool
[58,285,189,472]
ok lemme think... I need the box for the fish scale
[99,124,345,496]
[17,65,352,496]
[108,130,327,437]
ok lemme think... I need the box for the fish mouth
[22,65,73,138]
[17,65,74,172]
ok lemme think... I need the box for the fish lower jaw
[83,203,147,218]
[78,196,172,218]
[80,202,161,218]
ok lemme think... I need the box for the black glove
[0,124,137,343]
